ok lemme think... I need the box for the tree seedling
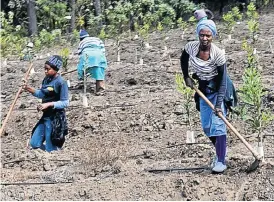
[239,67,274,160]
[177,17,188,40]
[175,74,197,143]
[82,54,89,108]
[222,7,242,40]
[60,47,70,87]
[135,22,150,65]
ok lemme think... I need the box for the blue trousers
[30,118,57,152]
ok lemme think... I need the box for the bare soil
[1,12,274,201]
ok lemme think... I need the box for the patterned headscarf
[45,55,63,71]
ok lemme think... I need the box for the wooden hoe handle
[193,86,262,160]
[0,63,34,137]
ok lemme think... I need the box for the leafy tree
[105,1,132,61]
[0,11,28,58]
[167,0,197,20]
[222,6,242,39]
[36,0,68,31]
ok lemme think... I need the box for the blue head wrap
[196,19,217,37]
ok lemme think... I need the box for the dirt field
[1,11,274,201]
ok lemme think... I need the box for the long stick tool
[193,86,262,172]
[0,63,34,137]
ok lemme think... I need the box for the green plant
[98,27,108,40]
[0,11,28,58]
[157,21,164,32]
[246,2,259,44]
[177,17,189,39]
[177,17,188,31]
[188,16,196,26]
[239,67,274,142]
[104,1,133,62]
[175,74,196,130]
[247,19,259,44]
[222,7,242,36]
[60,47,70,72]
[135,22,150,63]
[247,2,259,20]
[242,39,257,68]
[70,29,80,45]
[168,0,197,19]
[36,0,68,32]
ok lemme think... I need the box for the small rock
[102,165,112,172]
[193,179,200,185]
[81,122,94,130]
[71,94,79,101]
[7,75,15,80]
[21,67,27,73]
[143,149,156,159]
[149,88,156,92]
[136,159,143,165]
[181,190,187,198]
[113,160,124,174]
[7,67,15,73]
[3,129,8,136]
[43,164,51,171]
[89,170,97,177]
[71,127,83,136]
[154,134,160,138]
[79,190,86,197]
[143,126,154,131]
[267,93,274,102]
[197,153,203,158]
[19,103,27,109]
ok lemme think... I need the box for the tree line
[0,0,273,58]
[1,0,272,37]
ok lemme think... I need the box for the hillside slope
[1,11,274,201]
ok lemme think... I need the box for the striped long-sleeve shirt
[78,37,105,55]
[184,41,226,81]
[181,41,227,108]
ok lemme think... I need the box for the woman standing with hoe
[180,19,237,173]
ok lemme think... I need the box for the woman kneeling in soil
[23,55,69,152]
[180,19,237,173]
[77,29,108,95]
